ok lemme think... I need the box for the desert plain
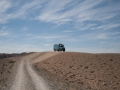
[0,52,120,90]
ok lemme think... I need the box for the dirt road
[1,52,119,90]
[10,52,60,90]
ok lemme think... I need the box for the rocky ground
[34,52,120,90]
[0,52,120,90]
[0,54,20,90]
[0,53,32,90]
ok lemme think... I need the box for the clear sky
[0,0,120,53]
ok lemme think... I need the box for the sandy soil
[0,54,21,90]
[0,52,55,90]
[34,52,120,90]
[0,52,120,90]
[10,52,51,90]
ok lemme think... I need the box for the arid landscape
[0,52,120,90]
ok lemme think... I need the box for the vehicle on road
[53,43,65,52]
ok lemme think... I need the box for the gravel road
[10,52,59,90]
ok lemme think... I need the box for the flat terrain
[0,52,120,90]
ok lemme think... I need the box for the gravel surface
[10,53,50,90]
[35,52,120,90]
[0,56,21,90]
[0,52,120,90]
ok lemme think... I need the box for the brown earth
[34,52,120,90]
[0,54,20,90]
[0,53,33,90]
[0,52,120,90]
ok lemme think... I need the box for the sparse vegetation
[9,60,15,63]
[110,59,113,61]
[0,54,18,89]
[0,53,20,58]
[35,52,120,90]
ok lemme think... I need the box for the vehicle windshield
[59,44,64,47]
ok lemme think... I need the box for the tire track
[10,52,59,90]
[26,60,48,90]
[10,60,26,90]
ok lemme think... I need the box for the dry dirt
[0,52,120,90]
[0,54,21,90]
[34,52,120,90]
[0,52,59,90]
[10,52,50,90]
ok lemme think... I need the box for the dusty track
[10,52,60,90]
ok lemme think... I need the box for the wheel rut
[10,52,59,90]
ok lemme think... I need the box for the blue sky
[0,0,120,53]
